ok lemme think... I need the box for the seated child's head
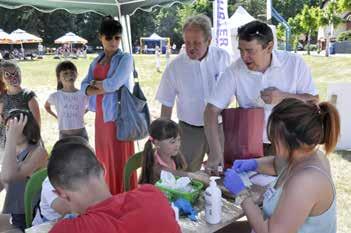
[47,137,104,213]
[140,119,182,184]
[149,118,181,157]
[55,61,78,90]
[5,108,41,145]
[0,60,22,88]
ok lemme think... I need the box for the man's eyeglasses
[105,35,121,41]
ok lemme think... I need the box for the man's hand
[260,87,286,105]
[6,113,27,140]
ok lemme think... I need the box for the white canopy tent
[54,32,88,44]
[10,29,42,44]
[0,29,12,44]
[227,6,278,60]
[55,32,88,56]
[9,29,43,57]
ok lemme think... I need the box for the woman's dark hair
[99,16,123,37]
[238,20,273,48]
[5,109,41,145]
[267,98,340,157]
[55,61,77,90]
[139,118,183,184]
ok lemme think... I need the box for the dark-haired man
[204,20,318,169]
[48,140,181,233]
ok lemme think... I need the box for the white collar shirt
[208,50,318,143]
[156,46,231,126]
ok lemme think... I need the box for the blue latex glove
[174,198,197,221]
[232,159,258,173]
[224,168,246,195]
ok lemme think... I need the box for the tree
[155,7,183,47]
[338,0,351,11]
[130,10,156,46]
[273,0,322,21]
[319,0,342,56]
[288,16,304,52]
[299,5,321,55]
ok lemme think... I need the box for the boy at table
[47,139,181,233]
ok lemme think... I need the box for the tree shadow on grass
[335,150,351,162]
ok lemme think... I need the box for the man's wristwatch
[234,189,251,206]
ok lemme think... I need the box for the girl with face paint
[0,61,41,148]
[44,61,89,141]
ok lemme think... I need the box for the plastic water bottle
[205,176,222,224]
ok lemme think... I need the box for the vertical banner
[213,0,233,56]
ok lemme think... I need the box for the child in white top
[44,61,88,141]
[32,136,89,226]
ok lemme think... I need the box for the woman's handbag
[115,66,150,141]
[221,108,264,168]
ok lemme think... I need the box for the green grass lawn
[4,53,351,232]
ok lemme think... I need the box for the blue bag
[115,67,150,141]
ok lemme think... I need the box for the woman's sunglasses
[104,35,121,41]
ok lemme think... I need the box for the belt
[179,121,204,128]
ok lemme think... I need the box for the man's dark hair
[99,15,123,37]
[238,20,273,48]
[48,138,103,191]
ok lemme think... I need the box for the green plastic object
[155,178,204,204]
[24,168,48,228]
[123,152,143,192]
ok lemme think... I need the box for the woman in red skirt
[81,16,137,194]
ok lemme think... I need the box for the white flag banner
[213,0,233,55]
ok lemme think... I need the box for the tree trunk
[307,32,311,55]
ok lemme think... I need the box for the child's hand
[6,113,27,140]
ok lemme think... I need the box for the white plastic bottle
[171,202,179,222]
[205,176,222,224]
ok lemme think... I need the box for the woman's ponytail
[319,102,340,154]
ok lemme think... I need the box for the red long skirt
[94,63,137,194]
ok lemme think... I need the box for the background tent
[227,6,278,60]
[0,29,12,44]
[55,32,88,56]
[10,29,42,44]
[0,0,194,53]
[9,29,43,56]
[55,32,88,44]
[140,33,170,54]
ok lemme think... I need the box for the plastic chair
[24,168,48,228]
[123,152,142,192]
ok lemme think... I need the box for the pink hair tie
[149,136,154,141]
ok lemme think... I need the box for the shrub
[337,30,351,42]
[304,44,318,51]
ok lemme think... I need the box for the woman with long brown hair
[224,98,339,233]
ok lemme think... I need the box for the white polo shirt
[156,46,231,126]
[208,50,318,143]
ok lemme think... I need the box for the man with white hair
[156,15,231,172]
